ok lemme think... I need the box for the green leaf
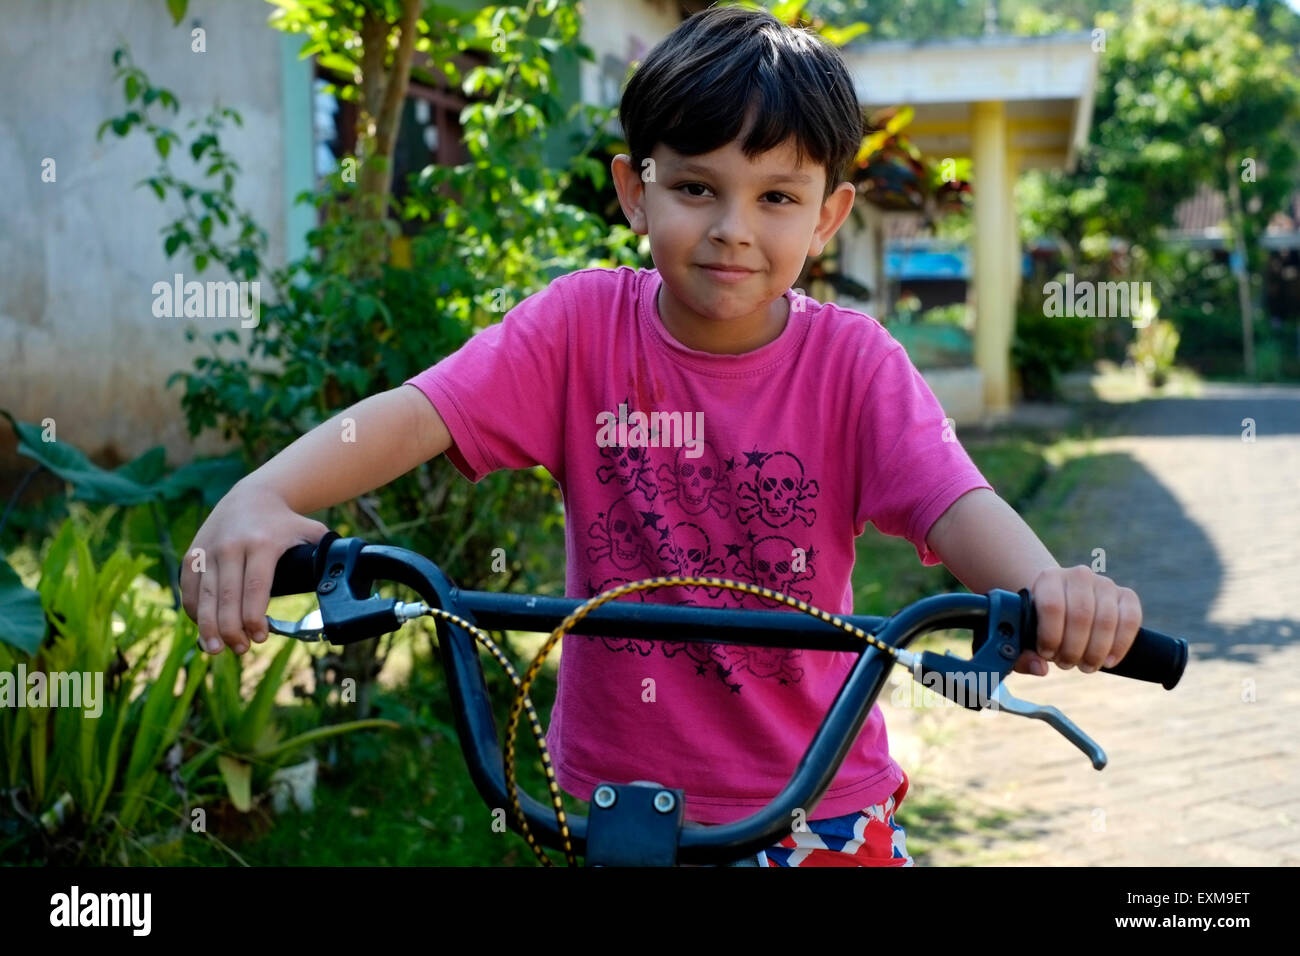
[155,133,171,159]
[217,755,252,812]
[123,625,190,786]
[0,558,45,655]
[166,0,188,26]
[116,446,168,487]
[820,22,870,47]
[158,455,245,507]
[884,106,915,136]
[0,411,160,505]
[232,639,295,754]
[256,718,399,763]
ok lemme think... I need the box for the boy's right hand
[180,480,330,655]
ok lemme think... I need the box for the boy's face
[612,134,856,354]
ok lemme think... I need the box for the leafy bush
[1,511,208,864]
[1128,318,1180,386]
[96,3,639,717]
[0,508,391,864]
[1012,292,1096,400]
[98,4,635,599]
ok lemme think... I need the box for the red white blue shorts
[752,769,913,867]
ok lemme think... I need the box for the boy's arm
[181,384,454,655]
[240,384,453,512]
[925,488,1143,675]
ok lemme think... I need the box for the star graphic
[743,447,767,468]
[657,524,671,541]
[695,663,708,675]
[729,683,742,694]
[724,456,737,472]
[639,509,663,530]
[724,543,743,558]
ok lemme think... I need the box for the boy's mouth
[698,263,756,283]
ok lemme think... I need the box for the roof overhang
[842,32,1100,172]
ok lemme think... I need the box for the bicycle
[263,531,1189,867]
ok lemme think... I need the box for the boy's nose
[708,205,756,246]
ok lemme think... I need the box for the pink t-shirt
[405,265,991,823]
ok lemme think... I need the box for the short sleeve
[404,279,570,483]
[854,343,992,565]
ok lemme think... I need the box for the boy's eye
[674,183,794,204]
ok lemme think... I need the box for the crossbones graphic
[656,521,726,599]
[582,577,655,656]
[727,534,816,609]
[586,499,654,571]
[656,441,731,517]
[736,451,818,527]
[595,442,657,502]
[722,645,805,686]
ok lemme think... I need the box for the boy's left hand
[1014,566,1143,677]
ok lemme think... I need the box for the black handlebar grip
[1104,626,1188,689]
[1019,588,1188,689]
[270,543,323,597]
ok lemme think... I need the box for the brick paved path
[883,384,1300,865]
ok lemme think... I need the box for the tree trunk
[356,0,421,225]
[1225,167,1256,379]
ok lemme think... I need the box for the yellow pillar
[1007,150,1022,306]
[972,101,1012,413]
[1006,150,1022,400]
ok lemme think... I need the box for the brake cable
[415,605,577,867]
[503,574,898,867]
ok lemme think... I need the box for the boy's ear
[611,153,650,235]
[808,181,858,256]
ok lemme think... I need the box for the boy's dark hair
[619,4,864,203]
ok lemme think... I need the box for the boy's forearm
[925,488,1061,594]
[239,384,451,516]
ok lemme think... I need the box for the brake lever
[891,588,1108,769]
[266,601,429,643]
[987,684,1107,770]
[266,608,326,642]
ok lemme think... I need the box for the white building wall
[0,0,291,466]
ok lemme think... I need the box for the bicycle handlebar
[268,536,1189,866]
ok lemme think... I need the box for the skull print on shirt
[736,450,818,527]
[582,398,822,692]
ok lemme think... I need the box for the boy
[181,5,1143,867]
